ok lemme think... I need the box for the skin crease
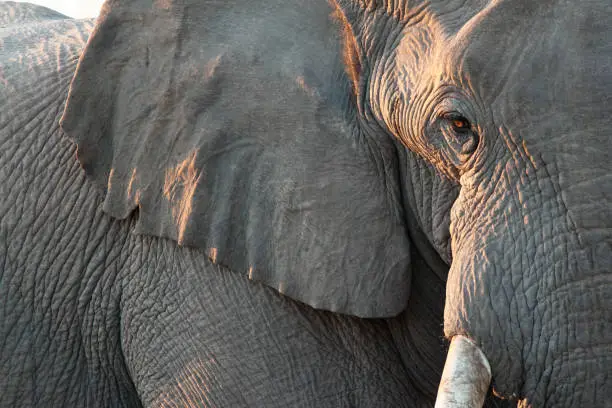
[1,1,610,408]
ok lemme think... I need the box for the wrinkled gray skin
[1,1,610,407]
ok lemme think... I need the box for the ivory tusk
[435,335,492,408]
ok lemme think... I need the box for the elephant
[1,0,610,406]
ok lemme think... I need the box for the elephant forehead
[445,0,611,119]
[444,0,612,246]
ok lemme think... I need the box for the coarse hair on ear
[61,0,413,318]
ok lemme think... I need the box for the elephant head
[60,0,611,406]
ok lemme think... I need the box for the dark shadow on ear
[61,0,411,318]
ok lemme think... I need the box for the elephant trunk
[434,335,491,408]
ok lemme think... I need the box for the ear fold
[331,1,363,98]
[329,0,377,115]
[61,0,412,318]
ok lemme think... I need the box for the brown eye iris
[451,117,470,132]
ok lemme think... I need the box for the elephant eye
[442,113,478,156]
[446,114,471,134]
[451,117,470,133]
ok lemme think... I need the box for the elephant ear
[61,0,411,317]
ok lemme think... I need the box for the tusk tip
[435,335,492,408]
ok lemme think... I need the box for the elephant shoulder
[0,3,93,71]
[0,13,92,164]
[0,1,70,28]
[0,15,92,96]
